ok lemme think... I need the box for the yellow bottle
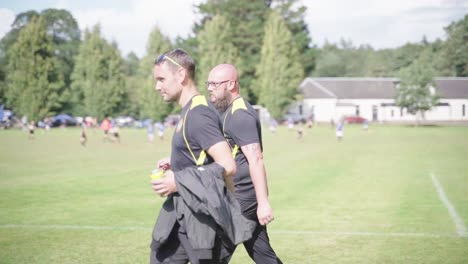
[150,169,165,180]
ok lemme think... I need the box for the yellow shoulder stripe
[232,97,247,114]
[190,95,208,109]
[183,95,208,166]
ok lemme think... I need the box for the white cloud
[0,8,15,38]
[64,0,202,57]
[1,0,466,55]
[304,0,467,48]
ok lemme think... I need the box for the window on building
[391,110,394,117]
[463,104,466,117]
[400,108,403,116]
[355,105,360,116]
[372,105,378,121]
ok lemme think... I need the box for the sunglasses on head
[155,54,183,69]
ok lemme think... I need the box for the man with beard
[207,64,283,264]
[150,49,237,264]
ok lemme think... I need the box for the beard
[212,91,232,113]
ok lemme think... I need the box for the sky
[0,0,467,57]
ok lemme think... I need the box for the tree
[119,52,141,117]
[136,26,173,121]
[123,52,140,77]
[396,53,439,123]
[71,25,125,120]
[271,0,317,75]
[364,49,393,77]
[195,0,270,102]
[437,15,468,76]
[197,15,242,95]
[313,43,346,77]
[0,9,80,111]
[5,16,64,121]
[254,11,303,119]
[390,42,425,75]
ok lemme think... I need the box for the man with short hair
[207,64,283,263]
[150,49,238,264]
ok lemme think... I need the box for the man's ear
[176,68,187,84]
[228,81,236,92]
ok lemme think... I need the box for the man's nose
[155,83,162,91]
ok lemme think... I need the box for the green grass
[1,124,467,263]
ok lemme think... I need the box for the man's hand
[157,157,171,170]
[151,170,177,197]
[257,202,274,226]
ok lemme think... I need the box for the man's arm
[206,141,236,192]
[241,143,274,226]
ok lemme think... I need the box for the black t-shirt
[170,95,226,172]
[222,97,262,199]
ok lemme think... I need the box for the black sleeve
[186,105,225,151]
[228,110,260,147]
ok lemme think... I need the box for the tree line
[0,1,466,122]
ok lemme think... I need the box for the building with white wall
[288,77,468,123]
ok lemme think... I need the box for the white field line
[0,224,150,231]
[0,224,460,238]
[270,230,456,238]
[431,173,468,238]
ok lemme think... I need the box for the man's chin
[160,94,171,102]
[209,94,216,102]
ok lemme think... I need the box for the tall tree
[71,25,125,120]
[5,16,64,121]
[271,0,317,75]
[195,0,270,102]
[0,9,80,111]
[123,52,140,77]
[119,52,141,117]
[437,15,468,76]
[137,26,173,121]
[197,15,242,95]
[255,11,303,119]
[396,53,439,123]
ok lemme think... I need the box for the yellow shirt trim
[231,97,247,114]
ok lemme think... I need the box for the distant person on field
[207,63,283,264]
[100,116,111,142]
[80,123,87,147]
[155,121,164,141]
[269,118,277,134]
[306,115,313,128]
[147,121,154,143]
[28,120,35,140]
[363,119,369,131]
[21,115,28,131]
[287,116,294,130]
[109,120,120,143]
[44,117,51,131]
[336,122,344,141]
[297,122,304,141]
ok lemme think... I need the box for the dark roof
[299,77,468,99]
[435,78,468,99]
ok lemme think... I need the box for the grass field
[1,124,467,263]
